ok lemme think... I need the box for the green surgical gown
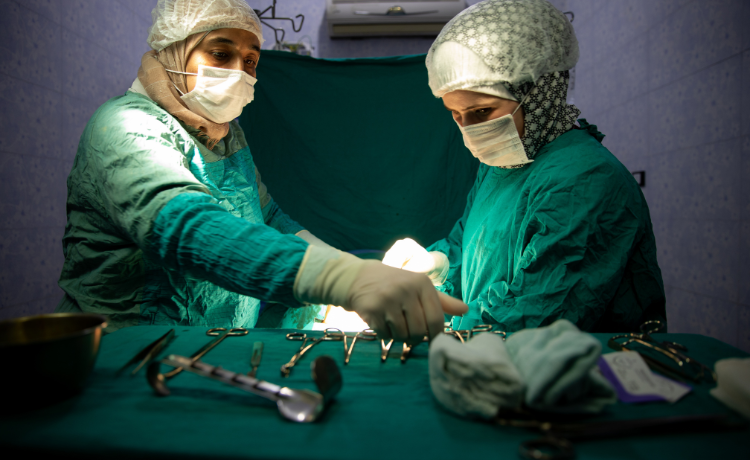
[56,91,320,331]
[429,121,666,333]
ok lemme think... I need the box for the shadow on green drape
[239,50,478,252]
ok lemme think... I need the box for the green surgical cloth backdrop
[239,51,479,252]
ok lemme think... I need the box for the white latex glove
[383,238,434,271]
[295,246,466,345]
[382,238,449,285]
[296,230,335,250]
[345,261,467,345]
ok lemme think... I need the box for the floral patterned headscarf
[506,71,581,164]
[426,0,580,166]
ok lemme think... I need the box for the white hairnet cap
[426,0,578,97]
[148,0,264,51]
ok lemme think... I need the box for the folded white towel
[429,333,524,419]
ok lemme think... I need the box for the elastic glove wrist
[295,230,335,250]
[427,251,450,286]
[293,245,367,307]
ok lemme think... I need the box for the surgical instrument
[116,329,175,376]
[147,354,342,423]
[344,329,377,365]
[248,341,263,378]
[281,329,341,377]
[445,324,505,343]
[610,320,716,383]
[381,339,394,362]
[163,327,248,379]
[401,343,412,363]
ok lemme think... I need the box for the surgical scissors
[445,324,506,343]
[163,327,248,379]
[609,320,716,383]
[281,328,342,377]
[116,329,175,376]
[344,329,377,365]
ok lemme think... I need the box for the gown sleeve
[427,165,491,301]
[472,160,644,332]
[88,97,309,308]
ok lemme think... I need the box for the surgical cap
[147,0,264,52]
[426,0,578,98]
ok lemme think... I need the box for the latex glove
[346,261,468,345]
[382,238,449,285]
[296,230,335,250]
[294,246,467,344]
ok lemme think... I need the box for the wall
[548,0,750,351]
[256,0,482,58]
[0,0,152,320]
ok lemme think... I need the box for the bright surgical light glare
[312,306,370,332]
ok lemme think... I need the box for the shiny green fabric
[430,122,666,332]
[57,91,317,331]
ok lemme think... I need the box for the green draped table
[1,326,747,459]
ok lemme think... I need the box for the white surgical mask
[457,96,531,168]
[169,65,256,123]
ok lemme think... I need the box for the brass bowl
[0,313,107,412]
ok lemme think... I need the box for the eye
[212,51,228,59]
[475,108,491,115]
[245,58,257,67]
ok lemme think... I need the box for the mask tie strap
[165,69,199,96]
[511,86,534,116]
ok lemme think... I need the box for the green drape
[239,51,478,251]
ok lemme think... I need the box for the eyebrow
[207,36,261,52]
[444,104,490,111]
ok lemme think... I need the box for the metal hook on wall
[254,1,306,44]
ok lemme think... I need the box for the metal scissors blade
[116,329,175,376]
[344,329,376,365]
[381,339,394,362]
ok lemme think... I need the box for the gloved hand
[294,246,467,345]
[346,261,467,344]
[382,238,449,285]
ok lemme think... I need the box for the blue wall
[0,0,747,352]
[0,0,152,319]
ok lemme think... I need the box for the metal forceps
[281,329,341,377]
[163,327,248,379]
[343,329,377,365]
[380,339,394,362]
[400,336,432,364]
[610,320,716,382]
[445,324,506,343]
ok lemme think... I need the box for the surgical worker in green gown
[56,0,467,338]
[383,0,666,333]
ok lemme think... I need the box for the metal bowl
[0,313,107,412]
